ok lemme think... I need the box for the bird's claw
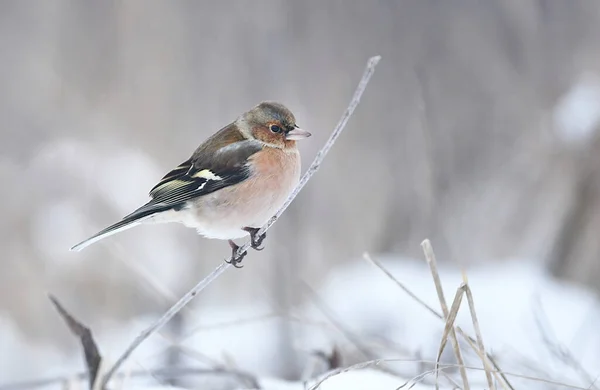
[243,227,267,251]
[227,240,246,268]
[226,228,266,268]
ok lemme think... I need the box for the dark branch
[48,295,102,390]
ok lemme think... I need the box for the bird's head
[237,101,311,149]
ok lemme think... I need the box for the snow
[3,254,600,389]
[303,254,600,389]
[238,369,443,390]
[124,369,446,390]
[127,387,189,390]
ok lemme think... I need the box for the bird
[70,101,311,266]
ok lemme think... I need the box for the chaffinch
[70,101,311,266]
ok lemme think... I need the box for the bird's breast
[186,147,301,240]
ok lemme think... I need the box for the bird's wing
[69,125,263,252]
[145,138,263,210]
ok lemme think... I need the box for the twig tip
[369,55,382,64]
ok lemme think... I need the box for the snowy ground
[2,254,600,389]
[303,255,600,389]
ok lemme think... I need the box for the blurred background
[3,1,600,389]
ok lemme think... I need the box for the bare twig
[532,295,596,388]
[98,55,382,388]
[307,357,588,390]
[421,240,470,390]
[307,359,387,390]
[252,55,381,247]
[0,366,261,390]
[48,295,102,390]
[170,344,261,389]
[398,367,440,389]
[363,252,514,390]
[2,357,587,390]
[99,261,227,388]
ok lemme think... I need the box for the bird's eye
[270,125,282,133]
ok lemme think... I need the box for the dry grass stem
[4,357,588,390]
[308,357,588,390]
[532,297,597,388]
[421,239,470,390]
[588,376,600,390]
[435,283,465,388]
[363,251,514,390]
[97,55,382,388]
[462,274,495,390]
[441,370,463,388]
[362,252,439,318]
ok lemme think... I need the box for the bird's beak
[285,127,311,141]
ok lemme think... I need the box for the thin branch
[171,344,262,389]
[0,366,260,390]
[99,55,382,388]
[48,295,102,390]
[3,358,587,390]
[249,55,382,247]
[399,366,442,389]
[421,239,470,390]
[307,359,387,390]
[99,261,227,388]
[307,357,588,390]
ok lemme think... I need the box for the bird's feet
[227,240,246,268]
[243,227,266,251]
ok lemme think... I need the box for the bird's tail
[70,203,170,252]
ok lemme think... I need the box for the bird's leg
[243,227,266,251]
[226,240,246,268]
